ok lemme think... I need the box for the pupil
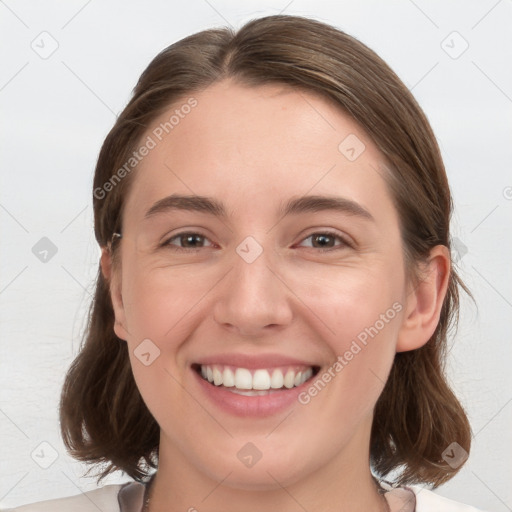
[314,234,333,248]
[183,234,202,247]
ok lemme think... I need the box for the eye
[161,230,352,253]
[296,231,352,251]
[162,231,215,252]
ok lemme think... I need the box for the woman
[8,14,485,512]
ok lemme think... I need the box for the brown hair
[59,14,473,487]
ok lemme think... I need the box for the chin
[194,437,321,491]
[211,460,308,491]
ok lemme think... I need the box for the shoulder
[1,482,143,512]
[411,485,489,512]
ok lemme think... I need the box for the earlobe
[396,245,451,352]
[100,247,129,341]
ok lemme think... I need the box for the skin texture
[101,79,450,512]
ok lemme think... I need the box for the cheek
[121,248,404,394]
[296,269,403,414]
[120,265,197,423]
[117,259,202,397]
[121,250,404,362]
[121,260,205,343]
[300,262,403,346]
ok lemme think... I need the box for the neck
[146,420,391,512]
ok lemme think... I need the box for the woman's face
[109,79,413,489]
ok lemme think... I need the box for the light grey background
[1,1,511,510]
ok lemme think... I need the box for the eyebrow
[144,193,375,222]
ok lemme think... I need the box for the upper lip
[193,353,320,369]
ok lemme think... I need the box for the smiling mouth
[192,363,321,395]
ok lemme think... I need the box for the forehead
[122,79,394,227]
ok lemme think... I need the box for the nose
[212,244,293,337]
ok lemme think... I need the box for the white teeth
[270,369,284,389]
[199,364,315,391]
[283,369,295,389]
[213,367,223,386]
[252,369,271,390]
[234,368,252,390]
[228,389,274,396]
[222,367,235,387]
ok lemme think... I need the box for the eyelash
[160,230,352,253]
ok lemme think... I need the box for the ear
[100,247,129,341]
[396,245,451,352]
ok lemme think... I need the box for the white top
[2,481,488,512]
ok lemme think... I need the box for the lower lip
[192,367,315,417]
